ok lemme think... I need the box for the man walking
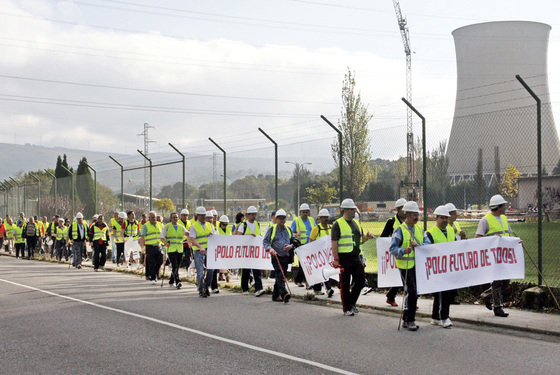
[69,212,87,269]
[381,198,407,306]
[23,216,38,259]
[122,210,142,269]
[140,211,164,284]
[189,207,214,297]
[263,209,293,303]
[234,206,265,297]
[161,212,189,289]
[309,208,334,297]
[88,215,110,271]
[291,203,315,287]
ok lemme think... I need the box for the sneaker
[176,282,182,289]
[255,289,265,297]
[351,306,359,314]
[314,291,325,295]
[199,292,206,298]
[362,286,374,295]
[169,283,175,288]
[297,283,305,288]
[430,319,442,326]
[283,294,291,304]
[442,318,453,328]
[204,289,210,297]
[484,297,493,311]
[101,267,105,271]
[272,296,283,302]
[242,291,249,295]
[386,299,398,307]
[77,265,82,269]
[94,268,98,272]
[151,280,156,285]
[402,321,419,331]
[494,308,509,317]
[212,288,220,294]
[327,289,334,298]
[343,310,354,316]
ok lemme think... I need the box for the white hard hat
[403,201,420,213]
[340,198,357,209]
[490,194,508,207]
[211,209,218,216]
[195,206,206,215]
[395,198,407,208]
[247,206,258,214]
[299,203,310,211]
[180,208,189,215]
[219,215,229,223]
[433,205,450,217]
[445,203,457,212]
[275,209,287,217]
[75,212,83,219]
[93,214,99,219]
[58,218,64,222]
[206,210,214,218]
[318,209,330,217]
[118,212,126,219]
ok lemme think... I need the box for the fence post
[83,161,97,214]
[209,138,226,215]
[44,170,57,214]
[169,143,186,210]
[9,177,21,215]
[109,156,124,210]
[321,115,343,203]
[137,150,153,212]
[516,74,543,285]
[401,98,427,231]
[258,128,278,211]
[29,173,41,217]
[60,165,75,215]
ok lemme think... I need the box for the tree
[425,140,450,208]
[154,198,175,217]
[76,157,95,218]
[331,68,373,200]
[552,159,560,175]
[501,164,521,199]
[306,182,337,210]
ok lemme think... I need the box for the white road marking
[0,278,359,375]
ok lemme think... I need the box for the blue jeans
[72,241,85,266]
[193,250,214,294]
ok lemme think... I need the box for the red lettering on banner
[235,246,241,258]
[449,254,456,272]
[228,246,234,258]
[511,247,517,263]
[441,255,447,273]
[317,251,326,266]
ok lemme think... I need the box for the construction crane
[392,0,418,201]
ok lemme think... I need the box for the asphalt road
[1,257,558,375]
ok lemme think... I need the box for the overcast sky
[1,0,559,173]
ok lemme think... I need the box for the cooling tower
[447,21,560,179]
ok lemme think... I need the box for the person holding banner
[161,212,188,289]
[445,202,466,305]
[331,199,374,316]
[291,203,315,288]
[381,198,407,307]
[263,209,294,303]
[189,207,215,297]
[213,215,233,288]
[309,209,335,297]
[389,201,431,330]
[475,194,515,318]
[426,206,455,328]
[235,206,265,297]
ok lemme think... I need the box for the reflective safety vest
[70,221,86,240]
[111,218,124,243]
[335,217,362,254]
[6,223,15,239]
[192,221,213,250]
[270,224,292,242]
[295,217,315,245]
[14,226,25,244]
[93,225,108,241]
[143,222,162,246]
[241,220,261,236]
[49,221,57,236]
[123,220,140,241]
[396,222,424,270]
[315,224,331,239]
[218,225,232,235]
[37,221,46,236]
[164,223,184,253]
[484,213,510,237]
[428,225,455,244]
[392,215,404,232]
[55,226,68,242]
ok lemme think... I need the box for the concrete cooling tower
[447,21,560,180]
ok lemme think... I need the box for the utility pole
[138,123,155,205]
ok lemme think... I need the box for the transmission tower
[138,123,155,204]
[393,0,417,201]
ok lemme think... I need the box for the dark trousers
[146,245,163,281]
[312,280,332,292]
[339,256,366,312]
[15,243,25,258]
[294,266,306,285]
[211,270,219,290]
[55,241,68,261]
[492,279,510,308]
[241,268,262,292]
[93,243,107,269]
[167,251,182,285]
[26,237,37,258]
[386,287,402,301]
[272,255,290,299]
[115,242,125,264]
[400,267,418,323]
[432,290,452,320]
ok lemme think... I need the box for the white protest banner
[295,235,339,286]
[376,237,403,288]
[207,235,273,270]
[415,236,525,295]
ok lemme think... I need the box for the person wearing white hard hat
[213,215,232,286]
[140,211,164,284]
[381,198,408,306]
[331,199,374,316]
[206,210,217,234]
[113,212,127,268]
[389,200,431,330]
[69,212,87,269]
[161,212,189,289]
[263,209,294,303]
[309,208,335,297]
[445,203,466,241]
[211,209,219,228]
[178,208,193,274]
[475,194,518,318]
[426,206,455,328]
[189,207,215,297]
[291,203,315,288]
[122,210,142,269]
[234,206,265,297]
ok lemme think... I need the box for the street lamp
[285,161,312,210]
